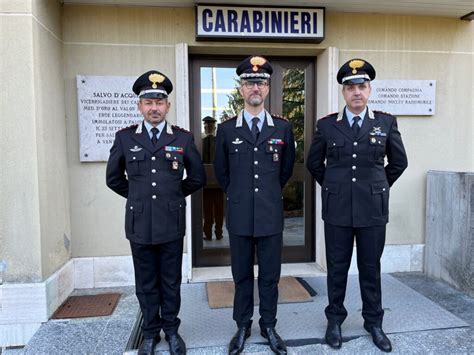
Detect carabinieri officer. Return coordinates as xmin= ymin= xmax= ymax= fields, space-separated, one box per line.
xmin=213 ymin=56 xmax=295 ymax=355
xmin=106 ymin=70 xmax=206 ymax=355
xmin=306 ymin=59 xmax=408 ymax=353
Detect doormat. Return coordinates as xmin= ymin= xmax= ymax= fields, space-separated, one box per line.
xmin=206 ymin=277 xmax=313 ymax=309
xmin=52 ymin=293 xmax=121 ymax=319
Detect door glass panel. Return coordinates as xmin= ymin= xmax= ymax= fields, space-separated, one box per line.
xmin=282 ymin=68 xmax=305 ymax=246
xmin=200 ymin=67 xmax=239 ymax=249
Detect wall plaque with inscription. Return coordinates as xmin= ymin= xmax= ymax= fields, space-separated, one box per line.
xmin=368 ymin=80 xmax=436 ymax=116
xmin=77 ymin=75 xmax=142 ymax=162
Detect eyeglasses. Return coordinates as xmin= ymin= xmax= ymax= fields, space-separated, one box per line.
xmin=241 ymin=81 xmax=269 ymax=89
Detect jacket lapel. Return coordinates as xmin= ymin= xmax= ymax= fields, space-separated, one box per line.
xmin=153 ymin=122 xmax=177 ymax=153
xmin=256 ymin=116 xmax=277 ymax=146
xmin=234 ymin=111 xmax=257 ymax=145
xmin=131 ymin=122 xmax=155 ymax=153
xmin=332 ymin=110 xmax=354 ymax=141
xmin=357 ymin=109 xmax=379 ymax=140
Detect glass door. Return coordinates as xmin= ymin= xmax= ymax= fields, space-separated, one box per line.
xmin=190 ymin=56 xmax=315 ymax=266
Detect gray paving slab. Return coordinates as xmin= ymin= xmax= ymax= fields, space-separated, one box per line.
xmin=150 ymin=274 xmax=468 ymax=350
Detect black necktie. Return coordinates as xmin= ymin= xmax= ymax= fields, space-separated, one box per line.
xmin=352 ymin=116 xmax=361 ymax=138
xmin=251 ymin=117 xmax=260 ymax=141
xmin=151 ymin=127 xmax=159 ymax=147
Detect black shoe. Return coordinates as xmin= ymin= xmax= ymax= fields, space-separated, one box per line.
xmin=228 ymin=327 xmax=251 ymax=354
xmin=325 ymin=322 xmax=342 ymax=349
xmin=165 ymin=333 xmax=186 ymax=355
xmin=364 ymin=324 xmax=392 ymax=353
xmin=138 ymin=336 xmax=160 ymax=355
xmin=260 ymin=327 xmax=287 ymax=354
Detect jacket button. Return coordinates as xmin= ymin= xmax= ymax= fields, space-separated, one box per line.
xmin=152 ymin=195 xmax=157 ymax=199
xmin=130 ymin=206 xmax=134 ymax=210
xmin=352 ymin=165 xmax=356 ymax=170
xmin=352 ymin=154 xmax=357 ymax=158
xmin=151 ymin=156 xmax=156 ymax=161
xmin=254 ymin=174 xmax=259 ymax=179
xmin=235 ymin=148 xmax=238 ymax=152
xmin=152 ymin=182 xmax=157 ymax=187
xmin=254 ymin=161 xmax=258 ymax=165
xmin=353 ymin=142 xmax=358 ymax=146
xmin=151 ymin=169 xmax=156 ymax=173
xmin=132 ymin=156 xmax=136 ymax=160
xmin=383 ymin=188 xmax=386 ymax=191
xmin=352 ymin=178 xmax=357 ymax=182
xmin=332 ymin=142 xmax=336 ymax=146
xmin=254 ymin=147 xmax=258 ymax=151
xmin=254 ymin=188 xmax=259 ymax=192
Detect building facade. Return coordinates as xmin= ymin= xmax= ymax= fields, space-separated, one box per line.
xmin=1 ymin=0 xmax=473 ymax=346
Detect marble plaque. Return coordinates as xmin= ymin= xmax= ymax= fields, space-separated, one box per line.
xmin=368 ymin=80 xmax=436 ymax=116
xmin=77 ymin=75 xmax=142 ymax=162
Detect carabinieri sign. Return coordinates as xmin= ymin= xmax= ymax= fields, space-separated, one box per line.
xmin=196 ymin=5 xmax=325 ymax=43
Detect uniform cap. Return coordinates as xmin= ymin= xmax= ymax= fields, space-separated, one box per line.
xmin=236 ymin=56 xmax=273 ymax=82
xmin=132 ymin=70 xmax=173 ymax=99
xmin=337 ymin=58 xmax=376 ymax=85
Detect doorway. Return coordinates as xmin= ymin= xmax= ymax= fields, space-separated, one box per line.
xmin=190 ymin=56 xmax=316 ymax=267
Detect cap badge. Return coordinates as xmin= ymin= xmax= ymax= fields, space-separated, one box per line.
xmin=148 ymin=73 xmax=165 ymax=89
xmin=250 ymin=56 xmax=266 ymax=72
xmin=349 ymin=59 xmax=365 ymax=74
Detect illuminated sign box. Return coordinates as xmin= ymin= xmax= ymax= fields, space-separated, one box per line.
xmin=196 ymin=5 xmax=325 ymax=43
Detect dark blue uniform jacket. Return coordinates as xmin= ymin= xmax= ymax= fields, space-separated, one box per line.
xmin=306 ymin=108 xmax=408 ymax=227
xmin=213 ymin=111 xmax=295 ymax=237
xmin=106 ymin=121 xmax=206 ymax=244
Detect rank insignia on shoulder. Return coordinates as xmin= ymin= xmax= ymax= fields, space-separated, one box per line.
xmin=232 ymin=138 xmax=243 ymax=144
xmin=129 ymin=145 xmax=142 ymax=152
xmin=267 ymin=138 xmax=285 ymax=145
xmin=165 ymin=146 xmax=184 ymax=154
xmin=369 ymin=126 xmax=387 ymax=137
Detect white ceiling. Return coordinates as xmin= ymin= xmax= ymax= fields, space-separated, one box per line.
xmin=62 ymin=0 xmax=473 ymax=19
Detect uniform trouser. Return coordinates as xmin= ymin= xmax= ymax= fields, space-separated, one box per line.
xmin=203 ymin=188 xmax=224 ymax=238
xmin=130 ymin=239 xmax=183 ymax=338
xmin=324 ymin=223 xmax=386 ymax=327
xmin=229 ymin=233 xmax=283 ymax=329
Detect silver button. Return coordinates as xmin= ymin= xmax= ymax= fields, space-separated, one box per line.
xmin=130 ymin=206 xmax=134 ymax=210
xmin=152 ymin=182 xmax=157 ymax=187
xmin=352 ymin=178 xmax=356 ymax=182
xmin=353 ymin=142 xmax=358 ymax=146
xmin=254 ymin=174 xmax=259 ymax=179
xmin=383 ymin=188 xmax=386 ymax=191
xmin=254 ymin=161 xmax=258 ymax=165
xmin=332 ymin=142 xmax=336 ymax=146
xmin=132 ymin=156 xmax=136 ymax=160
xmin=352 ymin=154 xmax=357 ymax=158
xmin=352 ymin=165 xmax=356 ymax=170
xmin=254 ymin=188 xmax=259 ymax=192
xmin=325 ymin=187 xmax=328 ymax=191
xmin=254 ymin=147 xmax=258 ymax=151
xmin=151 ymin=169 xmax=156 ymax=173
xmin=151 ymin=156 xmax=156 ymax=161
xmin=152 ymin=195 xmax=157 ymax=199
xmin=235 ymin=148 xmax=238 ymax=152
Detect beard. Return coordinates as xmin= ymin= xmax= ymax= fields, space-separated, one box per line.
xmin=246 ymin=94 xmax=263 ymax=106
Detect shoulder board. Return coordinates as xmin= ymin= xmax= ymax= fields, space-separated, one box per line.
xmin=319 ymin=112 xmax=338 ymax=120
xmin=271 ymin=113 xmax=289 ymax=122
xmin=117 ymin=124 xmax=138 ymax=132
xmin=172 ymin=125 xmax=191 ymax=134
xmin=221 ymin=116 xmax=237 ymax=123
xmin=373 ymin=110 xmax=395 ymax=117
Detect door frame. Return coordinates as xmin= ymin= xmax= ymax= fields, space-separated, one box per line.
xmin=189 ymin=54 xmax=317 ymax=267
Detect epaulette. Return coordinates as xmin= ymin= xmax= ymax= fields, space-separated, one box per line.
xmin=172 ymin=125 xmax=192 ymax=134
xmin=271 ymin=113 xmax=289 ymax=122
xmin=118 ymin=124 xmax=138 ymax=132
xmin=373 ymin=110 xmax=395 ymax=117
xmin=319 ymin=112 xmax=338 ymax=120
xmin=221 ymin=116 xmax=237 ymax=124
